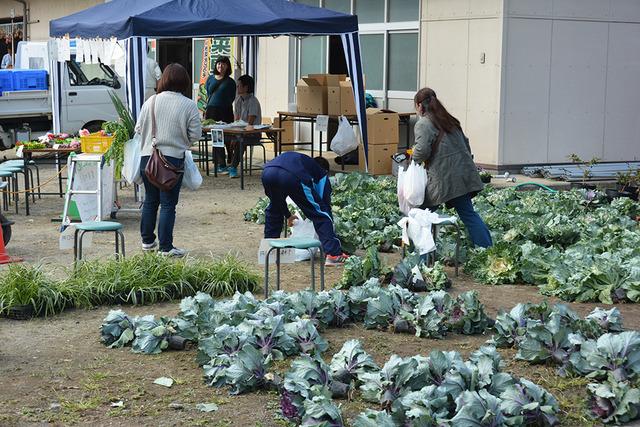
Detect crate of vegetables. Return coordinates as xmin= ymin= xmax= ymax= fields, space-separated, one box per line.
xmin=80 ymin=131 xmax=114 ymax=154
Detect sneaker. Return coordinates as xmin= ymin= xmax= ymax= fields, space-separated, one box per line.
xmin=159 ymin=247 xmax=187 ymax=258
xmin=325 ymin=253 xmax=350 ymax=266
xmin=228 ymin=167 xmax=238 ymax=178
xmin=216 ymin=166 xmax=229 ymax=175
xmin=142 ymin=241 xmax=158 ymax=251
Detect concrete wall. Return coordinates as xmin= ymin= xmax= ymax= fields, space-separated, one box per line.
xmin=421 ymin=0 xmax=504 ymax=166
xmin=24 ymin=0 xmax=103 ymax=41
xmin=502 ymin=0 xmax=640 ymax=164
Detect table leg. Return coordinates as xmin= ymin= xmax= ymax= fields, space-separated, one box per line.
xmin=240 ymin=138 xmax=245 ymax=190
xmin=278 ymin=113 xmax=283 ymax=155
xmin=311 ymin=118 xmax=315 ymax=158
xmin=205 ymin=139 xmax=210 ymax=176
xmin=57 ymin=153 xmax=64 ymax=197
xmin=23 ymin=153 xmax=30 ymax=216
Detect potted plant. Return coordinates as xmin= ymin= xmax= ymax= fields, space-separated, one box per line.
xmin=0 ymin=265 xmax=64 ymax=319
xmin=568 ymin=153 xmax=600 ymax=189
xmin=479 ymin=170 xmax=492 ymax=184
xmin=613 ymin=170 xmax=639 ymax=201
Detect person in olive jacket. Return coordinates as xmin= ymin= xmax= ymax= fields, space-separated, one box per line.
xmin=410 ymin=87 xmax=492 ymax=248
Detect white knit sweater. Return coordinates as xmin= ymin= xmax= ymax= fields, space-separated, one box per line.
xmin=135 ymin=91 xmax=202 ymax=159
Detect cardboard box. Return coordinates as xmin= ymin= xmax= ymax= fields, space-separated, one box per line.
xmin=359 ymin=143 xmax=396 ymax=175
xmin=267 ymin=117 xmax=295 ymax=152
xmin=340 ymin=80 xmax=357 ymax=116
xmin=296 ymin=77 xmax=326 ymax=114
xmin=366 ymin=108 xmax=400 ymax=145
xmin=309 ymin=74 xmax=346 ymax=116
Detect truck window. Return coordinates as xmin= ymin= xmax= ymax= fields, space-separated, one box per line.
xmin=67 ymin=60 xmax=120 ymax=89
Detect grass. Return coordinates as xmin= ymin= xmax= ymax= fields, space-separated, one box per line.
xmin=0 ymin=264 xmax=67 ymax=316
xmin=0 ymin=253 xmax=261 ymax=318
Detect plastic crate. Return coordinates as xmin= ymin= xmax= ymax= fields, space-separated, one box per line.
xmin=12 ymin=69 xmax=48 ymax=91
xmin=81 ymin=132 xmax=114 ymax=154
xmin=0 ymin=70 xmax=13 ymax=94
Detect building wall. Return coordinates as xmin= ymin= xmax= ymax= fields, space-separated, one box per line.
xmin=24 ymin=0 xmax=104 ymax=41
xmin=502 ymin=0 xmax=640 ymax=164
xmin=421 ymin=0 xmax=504 ymax=166
xmin=255 ymin=36 xmax=292 ymax=122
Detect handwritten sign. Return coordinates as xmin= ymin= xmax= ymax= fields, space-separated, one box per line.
xmin=258 ymin=239 xmax=296 ymax=265
xmin=316 ymin=115 xmax=329 ymax=132
xmin=15 ymin=145 xmax=23 ymax=158
xmin=59 ymin=225 xmax=92 ymax=250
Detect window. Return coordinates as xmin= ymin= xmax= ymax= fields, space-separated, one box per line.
xmin=300 ymin=37 xmax=327 ymax=77
xmin=389 ymin=0 xmax=420 ymax=22
xmin=360 ymin=34 xmax=384 ymax=90
xmin=294 ymin=0 xmax=420 ymax=103
xmin=67 ymin=60 xmax=120 ymax=88
xmin=325 ymin=0 xmax=351 ymax=14
xmin=388 ymin=33 xmax=418 ymax=91
xmin=354 ymin=0 xmax=384 ymax=23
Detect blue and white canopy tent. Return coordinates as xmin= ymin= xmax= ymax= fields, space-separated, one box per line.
xmin=49 ymin=0 xmax=369 ymax=160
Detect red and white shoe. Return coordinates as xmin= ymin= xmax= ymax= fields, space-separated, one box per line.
xmin=325 ymin=253 xmax=350 ymax=266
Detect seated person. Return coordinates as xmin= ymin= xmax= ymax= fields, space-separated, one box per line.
xmin=227 ymin=74 xmax=261 ymax=178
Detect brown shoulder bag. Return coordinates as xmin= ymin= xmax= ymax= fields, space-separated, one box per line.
xmin=144 ymin=95 xmax=183 ymax=191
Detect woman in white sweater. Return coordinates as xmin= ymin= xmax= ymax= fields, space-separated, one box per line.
xmin=135 ymin=63 xmax=202 ymax=257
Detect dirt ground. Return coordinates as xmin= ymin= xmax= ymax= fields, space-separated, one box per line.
xmin=1 ymin=163 xmax=639 ymax=426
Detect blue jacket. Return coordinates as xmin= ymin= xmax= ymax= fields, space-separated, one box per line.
xmin=264 ymin=152 xmax=332 ymax=212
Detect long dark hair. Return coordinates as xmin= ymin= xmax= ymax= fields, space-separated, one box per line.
xmin=414 ymin=87 xmax=461 ymax=134
xmin=157 ymin=63 xmax=190 ymax=96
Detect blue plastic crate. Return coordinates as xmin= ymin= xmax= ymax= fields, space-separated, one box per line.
xmin=0 ymin=70 xmax=13 ymax=94
xmin=12 ymin=69 xmax=48 ymax=91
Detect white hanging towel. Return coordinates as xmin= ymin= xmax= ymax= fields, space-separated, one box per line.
xmin=102 ymin=38 xmax=118 ymax=66
xmin=397 ymin=208 xmax=457 ymax=255
xmin=83 ymin=40 xmax=92 ymax=64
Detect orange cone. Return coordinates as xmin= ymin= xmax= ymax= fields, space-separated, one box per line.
xmin=0 ymin=224 xmax=22 ymax=264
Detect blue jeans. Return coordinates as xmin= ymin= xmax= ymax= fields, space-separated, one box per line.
xmin=140 ymin=155 xmax=184 ymax=251
xmin=447 ymin=193 xmax=492 ymax=248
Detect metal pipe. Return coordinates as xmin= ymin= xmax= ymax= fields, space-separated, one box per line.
xmin=13 ymin=0 xmax=27 ymax=41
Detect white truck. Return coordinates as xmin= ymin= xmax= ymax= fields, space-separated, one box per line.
xmin=0 ymin=41 xmax=125 ymax=150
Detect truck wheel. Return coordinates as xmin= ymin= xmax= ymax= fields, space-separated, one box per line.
xmin=0 ymin=213 xmax=12 ymax=246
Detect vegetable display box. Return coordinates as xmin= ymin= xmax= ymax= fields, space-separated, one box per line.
xmin=81 ymin=132 xmax=114 ymax=154
xmin=12 ymin=69 xmax=48 ymax=91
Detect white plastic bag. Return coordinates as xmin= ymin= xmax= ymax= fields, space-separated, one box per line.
xmin=330 ymin=116 xmax=358 ymax=156
xmin=183 ymin=150 xmax=203 ymax=191
xmin=122 ymin=134 xmax=142 ymax=185
xmin=398 ymin=208 xmax=457 ymax=255
xmin=290 ymin=217 xmax=319 ymax=261
xmin=403 ymin=161 xmax=428 ymax=207
xmin=397 ymin=166 xmax=412 ymax=215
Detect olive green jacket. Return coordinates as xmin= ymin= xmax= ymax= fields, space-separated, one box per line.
xmin=411 ymin=116 xmax=484 ymax=208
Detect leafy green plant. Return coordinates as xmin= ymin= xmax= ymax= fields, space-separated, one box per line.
xmin=102 ymin=91 xmax=135 ymax=177
xmin=0 ymin=264 xmax=66 ymax=317
xmin=569 ymin=153 xmax=601 ymax=186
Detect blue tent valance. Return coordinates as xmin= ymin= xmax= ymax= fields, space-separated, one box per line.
xmin=50 ymin=0 xmax=358 ymax=39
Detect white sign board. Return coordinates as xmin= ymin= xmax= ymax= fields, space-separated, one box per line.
xmin=72 ymin=159 xmax=115 ymax=222
xmin=210 ymin=129 xmax=225 ymax=148
xmin=59 ymin=225 xmax=92 ymax=250
xmin=316 ymin=115 xmax=329 ymax=132
xmin=258 ymin=239 xmax=296 ymax=265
